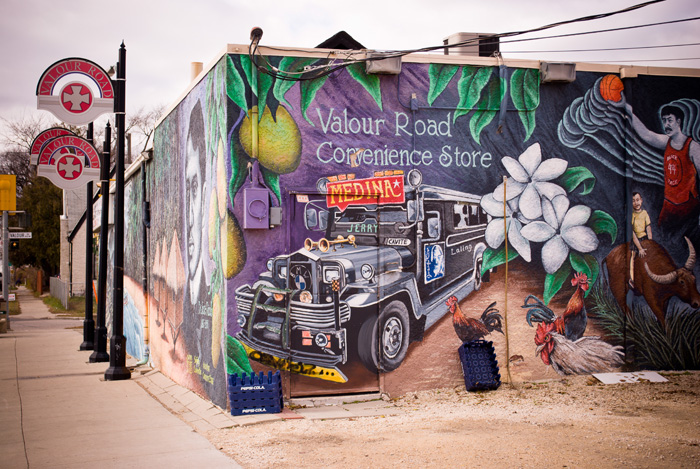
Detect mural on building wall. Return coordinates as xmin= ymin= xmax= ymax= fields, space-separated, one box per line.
xmin=144 ymin=50 xmax=700 ymax=402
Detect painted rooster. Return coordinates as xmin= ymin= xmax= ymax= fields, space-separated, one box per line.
xmin=534 ymin=321 xmax=624 ymax=376
xmin=446 ymin=296 xmax=504 ymax=343
xmin=522 ymin=272 xmax=590 ymax=341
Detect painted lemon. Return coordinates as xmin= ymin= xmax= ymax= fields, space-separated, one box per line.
xmin=221 ymin=210 xmax=246 ymax=279
xmin=211 ymin=292 xmax=221 ymax=367
xmin=216 ymin=138 xmax=228 ymax=219
xmin=239 ymin=105 xmax=302 ymax=174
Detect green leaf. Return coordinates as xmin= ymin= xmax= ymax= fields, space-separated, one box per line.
xmin=239 ymin=54 xmax=253 ymax=90
xmin=589 ymin=210 xmax=618 ymax=243
xmin=346 ymin=63 xmax=382 ymax=111
xmin=272 ymin=57 xmax=320 ymax=108
xmin=257 ymin=68 xmax=274 ymax=120
xmin=300 ymin=76 xmax=328 ymax=126
xmin=543 ymin=262 xmax=572 ymax=305
xmin=226 ymin=55 xmax=248 ymax=113
xmin=454 ymin=66 xmax=492 ymax=122
xmin=226 ymin=335 xmax=253 ymax=376
xmin=558 ymin=166 xmax=596 ymax=195
xmin=481 ymin=245 xmax=519 ymax=273
xmin=510 ymin=68 xmax=540 ymax=141
xmin=228 ymin=144 xmax=247 ymax=208
xmin=470 ymin=77 xmax=506 ymax=145
xmin=428 ymin=64 xmax=459 ymax=106
xmin=569 ymin=252 xmax=600 ymax=297
xmin=260 ymin=165 xmax=281 ymax=205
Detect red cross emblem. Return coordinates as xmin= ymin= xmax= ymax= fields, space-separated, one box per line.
xmin=56 ymin=152 xmax=83 ymax=180
xmin=60 ymin=82 xmax=93 ymax=114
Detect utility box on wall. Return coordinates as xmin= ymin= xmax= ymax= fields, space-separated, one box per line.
xmin=243 ymin=187 xmax=270 ymax=229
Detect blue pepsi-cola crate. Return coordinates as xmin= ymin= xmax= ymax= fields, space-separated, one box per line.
xmin=458 ymin=340 xmax=501 ymax=392
xmin=228 ymin=371 xmax=283 ymax=416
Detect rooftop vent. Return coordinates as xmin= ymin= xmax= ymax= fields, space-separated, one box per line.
xmin=443 ymin=32 xmax=499 ymax=57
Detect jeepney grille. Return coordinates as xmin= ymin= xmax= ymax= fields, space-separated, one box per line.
xmin=237 ymin=295 xmax=351 ymax=328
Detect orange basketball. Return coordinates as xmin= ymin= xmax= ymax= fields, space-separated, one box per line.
xmin=600 ymin=74 xmax=624 ymax=102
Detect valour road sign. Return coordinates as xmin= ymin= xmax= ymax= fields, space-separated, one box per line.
xmin=36 ymin=134 xmax=100 ymax=190
xmin=29 ymin=127 xmax=76 ymax=165
xmin=36 ymin=58 xmax=114 ymax=125
xmin=9 ymin=232 xmax=31 ymax=239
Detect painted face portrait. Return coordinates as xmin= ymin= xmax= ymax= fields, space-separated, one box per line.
xmin=662 ymin=114 xmax=681 ymax=137
xmin=186 ymin=137 xmax=203 ymax=279
xmin=632 ymin=193 xmax=643 ymax=211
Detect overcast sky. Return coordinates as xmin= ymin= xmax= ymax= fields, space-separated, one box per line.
xmin=1 ymin=0 xmax=698 ymax=145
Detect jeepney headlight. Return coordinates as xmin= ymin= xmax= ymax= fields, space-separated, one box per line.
xmin=237 ymin=314 xmax=246 ymax=328
xmin=315 ymin=333 xmax=329 ymax=347
xmin=361 ymin=263 xmax=375 ymax=280
xmin=267 ymin=259 xmax=274 ymax=271
xmin=299 ymin=290 xmax=313 ymax=303
xmin=324 ymin=266 xmax=341 ymax=283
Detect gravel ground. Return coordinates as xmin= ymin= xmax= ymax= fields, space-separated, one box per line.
xmin=207 ymin=371 xmax=700 ymax=468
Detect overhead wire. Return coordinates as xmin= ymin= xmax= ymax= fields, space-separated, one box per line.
xmin=249 ymin=0 xmax=675 ymax=81
xmin=501 ymin=41 xmax=700 ymax=54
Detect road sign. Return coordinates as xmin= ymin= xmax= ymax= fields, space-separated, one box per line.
xmin=9 ymin=232 xmax=32 ymax=239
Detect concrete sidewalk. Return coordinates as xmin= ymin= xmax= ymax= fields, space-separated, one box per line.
xmin=0 ymin=287 xmax=240 ymax=468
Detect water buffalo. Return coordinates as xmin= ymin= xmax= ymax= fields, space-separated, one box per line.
xmin=605 ymin=237 xmax=700 ymax=328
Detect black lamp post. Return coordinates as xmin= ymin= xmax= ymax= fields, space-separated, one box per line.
xmin=90 ymin=121 xmax=111 ymax=363
xmin=105 ymin=42 xmax=131 ymax=380
xmin=80 ymin=123 xmax=95 ymax=351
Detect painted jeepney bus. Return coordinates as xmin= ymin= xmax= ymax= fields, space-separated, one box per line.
xmin=235 ymin=169 xmax=488 ymax=382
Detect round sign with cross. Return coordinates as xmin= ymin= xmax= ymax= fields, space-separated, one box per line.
xmin=36 ymin=134 xmax=100 ymax=190
xmin=36 ymin=58 xmax=114 ymax=125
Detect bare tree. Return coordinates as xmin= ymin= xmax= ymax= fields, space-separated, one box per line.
xmin=127 ymin=104 xmax=165 ymax=154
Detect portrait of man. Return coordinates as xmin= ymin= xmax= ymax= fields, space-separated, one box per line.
xmin=185 ymin=100 xmax=207 ymax=305
xmin=626 ymin=103 xmax=700 ymax=230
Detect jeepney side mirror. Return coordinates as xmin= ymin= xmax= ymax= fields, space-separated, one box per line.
xmin=305 ymin=207 xmax=318 ymax=230
xmin=407 ymin=200 xmax=423 ymax=222
xmin=319 ymin=211 xmax=329 ymax=231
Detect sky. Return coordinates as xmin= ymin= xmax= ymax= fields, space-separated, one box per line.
xmin=0 ymin=0 xmax=698 ymax=149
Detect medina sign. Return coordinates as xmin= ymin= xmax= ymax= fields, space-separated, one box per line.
xmin=29 ymin=127 xmax=76 ymax=165
xmin=36 ymin=134 xmax=100 ymax=190
xmin=36 ymin=58 xmax=114 ymax=126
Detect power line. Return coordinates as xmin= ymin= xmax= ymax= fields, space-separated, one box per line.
xmin=501 ymin=42 xmax=700 ymax=54
xmin=496 ymin=16 xmax=700 ymax=46
xmin=253 ymin=0 xmax=670 ymax=81
xmin=591 ymin=56 xmax=700 ymax=63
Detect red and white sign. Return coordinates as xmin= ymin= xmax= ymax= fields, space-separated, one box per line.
xmin=36 ymin=58 xmax=114 ymax=125
xmin=36 ymin=135 xmax=100 ymax=190
xmin=29 ymin=127 xmax=76 ymax=165
xmin=326 ymin=174 xmax=405 ymax=211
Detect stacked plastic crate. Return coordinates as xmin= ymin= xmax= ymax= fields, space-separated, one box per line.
xmin=228 ymin=371 xmax=284 ymax=416
xmin=458 ymin=340 xmax=501 ymax=391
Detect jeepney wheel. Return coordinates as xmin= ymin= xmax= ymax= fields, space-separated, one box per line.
xmin=357 ymin=300 xmax=410 ymax=373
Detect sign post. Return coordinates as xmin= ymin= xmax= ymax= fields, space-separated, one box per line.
xmin=0 ymin=175 xmax=16 ymax=330
xmin=79 ymin=123 xmax=95 ymax=351
xmin=90 ymin=122 xmax=110 ymax=363
xmin=104 ymin=42 xmax=131 ymax=381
